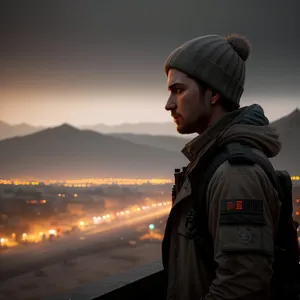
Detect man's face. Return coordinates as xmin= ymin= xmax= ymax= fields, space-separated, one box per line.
xmin=165 ymin=69 xmax=212 ymax=135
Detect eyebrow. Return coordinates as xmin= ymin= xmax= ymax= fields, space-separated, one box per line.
xmin=168 ymin=83 xmax=185 ymax=90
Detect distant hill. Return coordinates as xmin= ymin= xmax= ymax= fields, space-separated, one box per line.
xmin=270 ymin=108 xmax=300 ymax=175
xmin=0 ymin=120 xmax=188 ymax=140
xmin=0 ymin=108 xmax=299 ymax=179
xmin=81 ymin=122 xmax=179 ymax=136
xmin=0 ymin=124 xmax=188 ymax=180
xmin=111 ymin=133 xmax=190 ymax=153
xmin=271 ymin=108 xmax=300 ymax=135
xmin=2 ymin=108 xmax=298 ymax=140
xmin=0 ymin=121 xmax=43 ymax=140
xmin=92 ymin=109 xmax=300 ymax=175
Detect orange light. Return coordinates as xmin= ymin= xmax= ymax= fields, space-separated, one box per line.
xmin=236 ymin=200 xmax=243 ymax=210
xmin=226 ymin=202 xmax=235 ymax=210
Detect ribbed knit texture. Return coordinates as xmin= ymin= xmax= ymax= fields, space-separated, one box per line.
xmin=164 ymin=35 xmax=250 ymax=107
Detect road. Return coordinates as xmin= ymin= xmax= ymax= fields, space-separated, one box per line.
xmin=0 ymin=207 xmax=169 ymax=281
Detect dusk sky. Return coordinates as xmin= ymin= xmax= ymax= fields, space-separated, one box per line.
xmin=1 ymin=1 xmax=299 ymax=126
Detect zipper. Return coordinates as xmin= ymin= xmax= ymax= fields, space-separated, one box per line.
xmin=173 ymin=239 xmax=180 ymax=299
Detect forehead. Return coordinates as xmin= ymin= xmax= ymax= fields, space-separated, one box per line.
xmin=167 ymin=69 xmax=192 ymax=87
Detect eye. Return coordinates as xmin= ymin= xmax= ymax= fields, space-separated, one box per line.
xmin=176 ymin=88 xmax=183 ymax=94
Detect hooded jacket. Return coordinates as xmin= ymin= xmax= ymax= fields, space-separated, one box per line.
xmin=162 ymin=104 xmax=282 ymax=300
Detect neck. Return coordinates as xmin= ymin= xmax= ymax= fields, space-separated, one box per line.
xmin=209 ymin=107 xmax=228 ymax=126
xmin=196 ymin=107 xmax=228 ymax=135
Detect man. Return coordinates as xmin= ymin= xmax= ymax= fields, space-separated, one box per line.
xmin=162 ymin=34 xmax=282 ymax=300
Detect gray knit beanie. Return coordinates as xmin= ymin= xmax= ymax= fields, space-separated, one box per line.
xmin=164 ymin=34 xmax=252 ymax=108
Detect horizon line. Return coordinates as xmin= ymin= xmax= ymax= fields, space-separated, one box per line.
xmin=1 ymin=106 xmax=299 ymax=128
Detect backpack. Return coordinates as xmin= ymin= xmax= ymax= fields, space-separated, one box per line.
xmin=187 ymin=142 xmax=300 ymax=299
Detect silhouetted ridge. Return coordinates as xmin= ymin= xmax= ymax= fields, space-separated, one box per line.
xmin=46 ymin=123 xmax=80 ymax=135
xmin=271 ymin=108 xmax=300 ymax=133
xmin=0 ymin=121 xmax=44 ymax=141
xmin=0 ymin=123 xmax=81 ymax=143
xmin=0 ymin=124 xmax=188 ymax=179
xmin=270 ymin=107 xmax=300 ymax=175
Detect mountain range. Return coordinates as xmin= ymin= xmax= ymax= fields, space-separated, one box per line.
xmin=0 ymin=124 xmax=188 ymax=180
xmin=269 ymin=108 xmax=300 ymax=175
xmin=81 ymin=122 xmax=180 ymax=136
xmin=0 ymin=120 xmax=192 ymax=140
xmin=0 ymin=108 xmax=299 ymax=179
xmin=2 ymin=108 xmax=299 ymax=140
xmin=0 ymin=121 xmax=44 ymax=141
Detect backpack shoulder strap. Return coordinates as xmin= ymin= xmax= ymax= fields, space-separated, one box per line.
xmin=193 ymin=141 xmax=278 ymax=210
xmin=226 ymin=142 xmax=279 ymax=189
xmin=191 ymin=142 xmax=279 ymax=276
xmin=194 ymin=142 xmax=280 ymax=209
xmin=191 ymin=142 xmax=299 ymax=298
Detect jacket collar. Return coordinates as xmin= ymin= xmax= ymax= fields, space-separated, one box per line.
xmin=181 ymin=110 xmax=241 ymax=162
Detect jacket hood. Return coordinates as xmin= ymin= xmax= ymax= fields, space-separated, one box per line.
xmin=182 ymin=104 xmax=281 ymax=161
xmin=217 ymin=104 xmax=281 ymax=158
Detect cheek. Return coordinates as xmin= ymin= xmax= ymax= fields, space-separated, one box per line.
xmin=189 ymin=104 xmax=202 ymax=122
xmin=179 ymin=94 xmax=201 ymax=119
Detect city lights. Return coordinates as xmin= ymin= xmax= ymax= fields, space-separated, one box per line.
xmin=148 ymin=224 xmax=155 ymax=230
xmin=0 ymin=177 xmax=173 ymax=186
xmin=0 ymin=175 xmax=299 ymax=187
xmin=0 ymin=200 xmax=171 ymax=249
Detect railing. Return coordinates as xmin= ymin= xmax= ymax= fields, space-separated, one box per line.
xmin=46 ymin=260 xmax=166 ymax=300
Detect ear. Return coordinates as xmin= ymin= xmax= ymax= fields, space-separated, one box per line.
xmin=210 ymin=91 xmax=221 ymax=105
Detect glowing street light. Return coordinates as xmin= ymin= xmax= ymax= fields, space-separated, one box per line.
xmin=148 ymin=224 xmax=155 ymax=231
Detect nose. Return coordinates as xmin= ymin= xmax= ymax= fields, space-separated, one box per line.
xmin=165 ymin=95 xmax=177 ymax=111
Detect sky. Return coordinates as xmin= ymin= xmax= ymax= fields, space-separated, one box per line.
xmin=1 ymin=0 xmax=299 ymax=126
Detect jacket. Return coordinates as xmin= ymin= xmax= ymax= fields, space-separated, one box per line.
xmin=162 ymin=104 xmax=282 ymax=300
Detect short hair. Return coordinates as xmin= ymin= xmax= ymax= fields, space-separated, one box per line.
xmin=219 ymin=96 xmax=239 ymax=112
xmin=194 ymin=78 xmax=239 ymax=112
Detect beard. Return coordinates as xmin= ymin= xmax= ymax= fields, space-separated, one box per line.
xmin=176 ymin=122 xmax=196 ymax=134
xmin=176 ymin=111 xmax=211 ymax=135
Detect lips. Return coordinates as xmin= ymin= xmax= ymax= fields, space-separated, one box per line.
xmin=173 ymin=116 xmax=180 ymax=124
